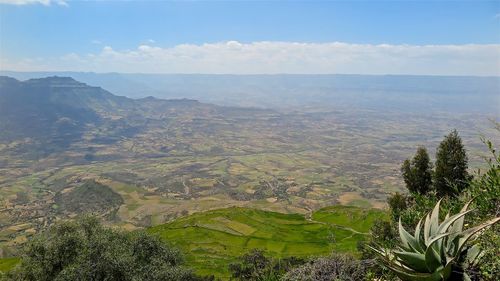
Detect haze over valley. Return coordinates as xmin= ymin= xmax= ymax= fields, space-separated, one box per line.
xmin=0 ymin=74 xmax=497 ymax=256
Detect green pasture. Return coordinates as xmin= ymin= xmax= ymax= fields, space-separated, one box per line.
xmin=0 ymin=257 xmax=20 ymax=273
xmin=149 ymin=205 xmax=386 ymax=278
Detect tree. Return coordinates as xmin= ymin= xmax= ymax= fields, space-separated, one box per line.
xmin=401 ymin=147 xmax=433 ymax=194
xmin=434 ymin=130 xmax=471 ymax=196
xmin=387 ymin=192 xmax=408 ymax=221
xmin=5 ymin=216 xmax=201 ymax=281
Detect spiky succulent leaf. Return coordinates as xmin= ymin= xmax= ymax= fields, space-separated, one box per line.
xmin=448 ymin=199 xmax=474 ymax=246
xmin=437 ymin=209 xmax=473 ymax=235
xmin=423 ymin=232 xmax=453 ymax=272
xmin=464 ymin=273 xmax=472 ymax=281
xmin=426 ymin=232 xmax=452 ymax=250
xmin=399 ymin=218 xmax=424 ymax=253
xmin=394 ymin=251 xmax=429 ymax=272
xmin=386 ymin=262 xmax=453 ymax=281
xmin=424 ymin=246 xmax=442 ymax=272
xmin=424 ymin=213 xmax=431 ymax=244
xmin=414 ymin=218 xmax=423 ymax=245
xmin=372 ymin=199 xmax=499 ymax=281
xmin=455 ymin=217 xmax=500 ymax=255
xmin=465 ymin=244 xmax=482 ymax=266
xmin=423 ymin=200 xmax=442 ymax=245
xmin=429 ymin=199 xmax=441 ymax=236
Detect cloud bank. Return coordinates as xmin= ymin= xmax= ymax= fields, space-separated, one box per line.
xmin=2 ymin=41 xmax=499 ymax=76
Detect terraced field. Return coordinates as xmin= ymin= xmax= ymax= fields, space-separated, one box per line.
xmin=0 ymin=257 xmax=19 ymax=273
xmin=149 ymin=205 xmax=387 ymax=278
xmin=312 ymin=205 xmax=387 ymax=233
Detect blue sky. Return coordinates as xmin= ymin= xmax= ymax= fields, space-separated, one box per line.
xmin=1 ymin=1 xmax=499 ymax=75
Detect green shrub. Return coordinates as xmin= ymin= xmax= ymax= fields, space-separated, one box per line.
xmin=467 ymin=136 xmax=500 ymax=219
xmin=3 ymin=216 xmax=200 ymax=281
xmin=464 ymin=134 xmax=500 ymax=281
xmin=387 ymin=192 xmax=408 ymax=221
xmin=228 ymin=249 xmax=304 ymax=281
xmin=281 ymin=253 xmax=366 ymax=281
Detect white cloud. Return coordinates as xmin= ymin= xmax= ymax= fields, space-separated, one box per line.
xmin=2 ymin=41 xmax=499 ymax=76
xmin=0 ymin=0 xmax=67 ymax=6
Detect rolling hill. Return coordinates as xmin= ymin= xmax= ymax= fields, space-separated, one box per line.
xmin=148 ymin=206 xmax=387 ymax=278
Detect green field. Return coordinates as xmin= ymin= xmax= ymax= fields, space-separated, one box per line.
xmin=312 ymin=205 xmax=387 ymax=233
xmin=149 ymin=205 xmax=387 ymax=278
xmin=0 ymin=257 xmax=20 ymax=273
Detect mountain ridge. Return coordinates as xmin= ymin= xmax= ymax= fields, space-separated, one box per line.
xmin=0 ymin=76 xmax=209 ymax=157
xmin=2 ymin=71 xmax=498 ymax=112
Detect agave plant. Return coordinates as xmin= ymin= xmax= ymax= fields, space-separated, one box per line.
xmin=371 ymin=199 xmax=499 ymax=281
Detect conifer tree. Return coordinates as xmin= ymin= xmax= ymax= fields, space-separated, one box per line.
xmin=434 ymin=130 xmax=470 ymax=196
xmin=401 ymin=146 xmax=433 ymax=194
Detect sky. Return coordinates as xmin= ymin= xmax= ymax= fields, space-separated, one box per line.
xmin=0 ymin=0 xmax=499 ymax=75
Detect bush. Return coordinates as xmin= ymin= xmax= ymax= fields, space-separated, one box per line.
xmin=467 ymin=136 xmax=500 ymax=219
xmin=464 ymin=134 xmax=500 ymax=281
xmin=472 ymin=225 xmax=500 ymax=281
xmin=4 ymin=216 xmax=200 ymax=281
xmin=281 ymin=254 xmax=366 ymax=281
xmin=387 ymin=192 xmax=408 ymax=221
xmin=228 ymin=249 xmax=304 ymax=281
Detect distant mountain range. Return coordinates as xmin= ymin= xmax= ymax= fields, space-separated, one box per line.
xmin=0 ymin=76 xmax=219 ymax=158
xmin=0 ymin=76 xmax=102 ymax=143
xmin=1 ymin=72 xmax=499 ymax=113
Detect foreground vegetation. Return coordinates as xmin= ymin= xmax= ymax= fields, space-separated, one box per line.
xmin=362 ymin=129 xmax=500 ymax=281
xmin=1 ymin=217 xmax=205 ymax=281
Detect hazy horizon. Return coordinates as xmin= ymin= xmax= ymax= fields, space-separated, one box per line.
xmin=1 ymin=1 xmax=499 ymax=76
xmin=2 ymin=70 xmax=500 ymax=78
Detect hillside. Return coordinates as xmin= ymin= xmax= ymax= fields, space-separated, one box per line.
xmin=1 ymin=206 xmax=387 ymax=277
xmin=149 ymin=206 xmax=387 ymax=278
xmin=0 ymin=76 xmax=211 ymax=157
xmin=54 ymin=180 xmax=123 ymax=215
xmin=0 ymin=77 xmax=100 ymax=143
xmin=0 ymin=76 xmax=495 ymax=258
